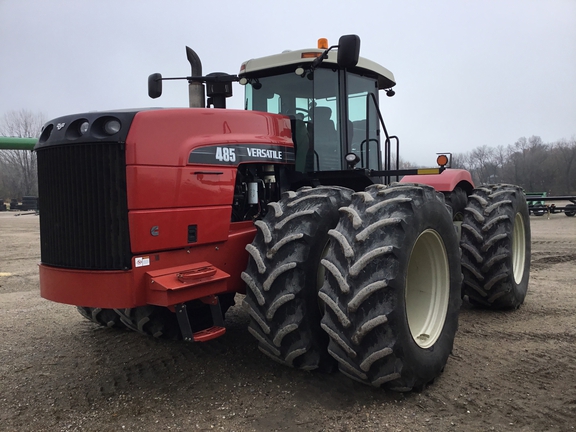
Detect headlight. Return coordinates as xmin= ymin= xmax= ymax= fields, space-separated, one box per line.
xmin=345 ymin=152 xmax=360 ymax=167
xmin=65 ymin=118 xmax=90 ymax=140
xmin=79 ymin=121 xmax=89 ymax=135
xmin=104 ymin=119 xmax=121 ymax=135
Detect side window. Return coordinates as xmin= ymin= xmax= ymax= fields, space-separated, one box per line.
xmin=347 ymin=74 xmax=380 ymax=170
xmin=267 ymin=94 xmax=281 ymax=113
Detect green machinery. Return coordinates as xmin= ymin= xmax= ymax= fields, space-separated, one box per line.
xmin=0 ymin=137 xmax=37 ymax=150
xmin=0 ymin=137 xmax=38 ymax=211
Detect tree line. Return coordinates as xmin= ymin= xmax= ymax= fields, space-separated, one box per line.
xmin=450 ymin=136 xmax=576 ymax=195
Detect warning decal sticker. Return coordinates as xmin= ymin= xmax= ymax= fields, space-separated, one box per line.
xmin=134 ymin=256 xmax=150 ymax=267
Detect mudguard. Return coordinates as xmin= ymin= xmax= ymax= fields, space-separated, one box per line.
xmin=400 ymin=169 xmax=474 ymax=193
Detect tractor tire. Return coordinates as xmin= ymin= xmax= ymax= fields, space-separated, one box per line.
xmin=77 ymin=307 xmax=124 ymax=328
xmin=115 ymin=306 xmax=181 ymax=340
xmin=115 ymin=294 xmax=235 ymax=340
xmin=242 ymin=186 xmax=353 ymax=371
xmin=565 ymin=204 xmax=576 ymax=217
xmin=318 ymin=183 xmax=462 ymax=390
xmin=443 ymin=186 xmax=468 ymax=221
xmin=460 ymin=184 xmax=531 ymax=309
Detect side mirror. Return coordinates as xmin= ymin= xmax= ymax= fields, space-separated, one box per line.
xmin=148 ymin=73 xmax=163 ymax=99
xmin=337 ymin=35 xmax=361 ymax=68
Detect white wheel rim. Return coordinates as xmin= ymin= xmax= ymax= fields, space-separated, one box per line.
xmin=405 ymin=229 xmax=450 ymax=349
xmin=512 ymin=212 xmax=526 ymax=283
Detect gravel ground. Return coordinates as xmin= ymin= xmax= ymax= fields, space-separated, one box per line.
xmin=0 ymin=211 xmax=575 ymax=431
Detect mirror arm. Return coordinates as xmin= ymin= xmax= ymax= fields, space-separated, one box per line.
xmin=308 ymin=45 xmax=338 ymax=73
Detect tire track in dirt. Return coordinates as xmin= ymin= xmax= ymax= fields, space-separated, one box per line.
xmin=501 ymin=342 xmax=576 ymax=426
xmin=75 ymin=318 xmax=234 ymax=400
xmin=531 ymin=253 xmax=576 ymax=271
xmin=435 ymin=335 xmax=576 ymax=429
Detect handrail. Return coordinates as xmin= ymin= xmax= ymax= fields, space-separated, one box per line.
xmin=364 ymin=93 xmax=400 ymax=183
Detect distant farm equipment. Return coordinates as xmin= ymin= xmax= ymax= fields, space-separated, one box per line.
xmin=526 ymin=193 xmax=576 ymax=217
xmin=0 ymin=137 xmax=37 ymax=151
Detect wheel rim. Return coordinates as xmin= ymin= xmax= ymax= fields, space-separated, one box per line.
xmin=512 ymin=212 xmax=526 ymax=283
xmin=405 ymin=229 xmax=450 ymax=349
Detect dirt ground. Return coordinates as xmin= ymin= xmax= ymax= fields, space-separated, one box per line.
xmin=0 ymin=210 xmax=575 ymax=432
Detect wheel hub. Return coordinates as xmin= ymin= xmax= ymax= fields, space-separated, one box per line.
xmin=405 ymin=229 xmax=450 ymax=349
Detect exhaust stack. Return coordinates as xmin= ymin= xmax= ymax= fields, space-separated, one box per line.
xmin=186 ymin=46 xmax=205 ymax=108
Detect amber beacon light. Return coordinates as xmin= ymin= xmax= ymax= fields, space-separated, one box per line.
xmin=436 ymin=154 xmax=449 ymax=167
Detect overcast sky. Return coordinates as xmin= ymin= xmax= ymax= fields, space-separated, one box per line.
xmin=1 ymin=0 xmax=574 ymax=164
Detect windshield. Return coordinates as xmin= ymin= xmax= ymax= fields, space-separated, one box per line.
xmin=244 ymin=68 xmax=381 ymax=172
xmin=245 ymin=69 xmax=341 ymax=172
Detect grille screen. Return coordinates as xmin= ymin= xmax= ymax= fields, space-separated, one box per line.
xmin=37 ymin=142 xmax=131 ymax=270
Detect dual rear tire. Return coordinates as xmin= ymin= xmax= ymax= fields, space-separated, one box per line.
xmin=460 ymin=184 xmax=531 ymax=309
xmin=244 ymin=183 xmax=462 ymax=390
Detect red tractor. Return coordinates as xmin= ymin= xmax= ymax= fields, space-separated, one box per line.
xmin=35 ymin=35 xmax=531 ymax=390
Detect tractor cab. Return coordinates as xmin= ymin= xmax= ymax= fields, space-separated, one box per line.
xmin=239 ymin=36 xmax=397 ymax=184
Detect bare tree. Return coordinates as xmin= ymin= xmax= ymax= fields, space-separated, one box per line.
xmin=446 ymin=136 xmax=574 ymax=194
xmin=466 ymin=145 xmax=498 ymax=184
xmin=553 ymin=138 xmax=576 ymax=194
xmin=386 ymin=153 xmax=419 ymax=171
xmin=0 ymin=109 xmax=45 ymax=199
xmin=0 ymin=110 xmax=44 ymax=138
xmin=449 ymin=152 xmax=465 ymax=169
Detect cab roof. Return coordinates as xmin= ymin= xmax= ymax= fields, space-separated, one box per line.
xmin=239 ymin=48 xmax=396 ymax=90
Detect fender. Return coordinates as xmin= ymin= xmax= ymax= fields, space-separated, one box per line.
xmin=400 ymin=169 xmax=474 ymax=193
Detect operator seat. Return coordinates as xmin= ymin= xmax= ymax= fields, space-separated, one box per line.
xmin=312 ymin=106 xmax=340 ymax=170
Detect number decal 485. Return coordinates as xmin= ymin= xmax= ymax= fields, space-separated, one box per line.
xmin=215 ymin=147 xmax=236 ymax=162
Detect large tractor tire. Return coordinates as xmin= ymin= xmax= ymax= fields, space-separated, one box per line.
xmin=77 ymin=307 xmax=124 ymax=328
xmin=242 ymin=186 xmax=353 ymax=371
xmin=460 ymin=184 xmax=531 ymax=309
xmin=318 ymin=183 xmax=462 ymax=390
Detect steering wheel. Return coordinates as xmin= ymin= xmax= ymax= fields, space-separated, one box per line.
xmin=295 ymin=107 xmax=311 ymax=121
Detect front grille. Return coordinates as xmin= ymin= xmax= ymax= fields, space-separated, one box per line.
xmin=37 ymin=142 xmax=131 ymax=270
